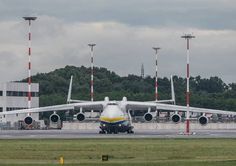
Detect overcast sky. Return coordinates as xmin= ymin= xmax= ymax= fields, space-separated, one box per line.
xmin=0 ymin=0 xmax=236 ymax=83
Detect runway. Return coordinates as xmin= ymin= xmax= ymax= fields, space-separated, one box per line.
xmin=0 ymin=129 xmax=236 ymax=139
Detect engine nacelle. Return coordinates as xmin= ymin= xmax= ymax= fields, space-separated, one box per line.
xmin=122 ymin=96 xmax=127 ymax=102
xmin=103 ymin=97 xmax=110 ymax=107
xmin=76 ymin=113 xmax=85 ymax=121
xmin=104 ymin=97 xmax=109 ymax=102
xmin=198 ymin=116 xmax=208 ymax=125
xmin=171 ymin=114 xmax=181 ymax=123
xmin=144 ymin=113 xmax=153 ymax=122
xmin=24 ymin=116 xmax=33 ymax=125
xmin=49 ymin=113 xmax=60 ymax=123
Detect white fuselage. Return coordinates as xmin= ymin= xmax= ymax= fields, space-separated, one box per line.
xmin=99 ymin=103 xmax=132 ymax=133
xmin=100 ymin=104 xmax=127 ymax=124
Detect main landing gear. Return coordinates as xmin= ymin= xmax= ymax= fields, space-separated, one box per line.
xmin=99 ymin=130 xmax=134 ymax=134
xmin=127 ymin=129 xmax=134 ymax=134
xmin=99 ymin=130 xmax=118 ymax=134
xmin=99 ymin=130 xmax=106 ymax=134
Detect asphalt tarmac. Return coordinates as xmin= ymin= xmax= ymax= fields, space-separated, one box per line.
xmin=0 ymin=129 xmax=236 ymax=139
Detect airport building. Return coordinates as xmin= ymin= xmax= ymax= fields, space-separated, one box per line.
xmin=0 ymin=82 xmax=39 ymax=125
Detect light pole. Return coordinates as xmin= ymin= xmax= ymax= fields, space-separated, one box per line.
xmin=181 ymin=34 xmax=195 ymax=135
xmin=23 ymin=16 xmax=37 ymax=109
xmin=152 ymin=47 xmax=161 ymax=102
xmin=88 ymin=43 xmax=96 ymax=102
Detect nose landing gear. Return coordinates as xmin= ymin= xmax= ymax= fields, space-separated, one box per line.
xmin=99 ymin=130 xmax=106 ymax=134
xmin=127 ymin=130 xmax=134 ymax=134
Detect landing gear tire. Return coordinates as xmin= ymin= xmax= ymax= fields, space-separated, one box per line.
xmin=114 ymin=130 xmax=118 ymax=134
xmin=99 ymin=130 xmax=106 ymax=134
xmin=107 ymin=131 xmax=112 ymax=134
xmin=127 ymin=130 xmax=134 ymax=134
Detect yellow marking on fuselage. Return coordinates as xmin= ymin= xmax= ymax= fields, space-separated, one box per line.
xmin=100 ymin=116 xmax=126 ymax=123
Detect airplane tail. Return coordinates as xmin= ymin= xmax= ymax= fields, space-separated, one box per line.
xmin=154 ymin=75 xmax=176 ymax=104
xmin=66 ymin=75 xmax=88 ymax=103
xmin=67 ymin=75 xmax=73 ymax=103
xmin=170 ymin=75 xmax=176 ymax=105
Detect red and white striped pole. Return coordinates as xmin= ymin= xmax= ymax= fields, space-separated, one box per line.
xmin=23 ymin=17 xmax=37 ymax=109
xmin=181 ymin=34 xmax=195 ymax=134
xmin=88 ymin=43 xmax=96 ymax=102
xmin=153 ymin=47 xmax=161 ymax=102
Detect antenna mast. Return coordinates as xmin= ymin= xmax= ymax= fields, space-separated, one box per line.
xmin=181 ymin=34 xmax=195 ymax=135
xmin=23 ymin=16 xmax=37 ymax=109
xmin=88 ymin=43 xmax=96 ymax=102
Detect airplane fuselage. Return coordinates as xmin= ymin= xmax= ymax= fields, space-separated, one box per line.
xmin=99 ymin=103 xmax=133 ymax=134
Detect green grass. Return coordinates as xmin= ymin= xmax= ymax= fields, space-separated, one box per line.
xmin=0 ymin=139 xmax=235 ymax=166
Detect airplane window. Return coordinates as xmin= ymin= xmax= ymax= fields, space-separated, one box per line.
xmin=108 ymin=103 xmax=118 ymax=105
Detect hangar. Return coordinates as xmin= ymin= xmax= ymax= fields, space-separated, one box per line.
xmin=0 ymin=82 xmax=39 ymax=128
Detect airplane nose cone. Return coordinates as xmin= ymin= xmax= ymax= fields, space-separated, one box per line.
xmin=106 ymin=110 xmax=116 ymax=118
xmin=100 ymin=105 xmax=125 ymax=123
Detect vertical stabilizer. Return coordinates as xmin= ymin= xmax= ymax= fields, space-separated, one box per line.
xmin=171 ymin=75 xmax=176 ymax=105
xmin=67 ymin=75 xmax=73 ymax=103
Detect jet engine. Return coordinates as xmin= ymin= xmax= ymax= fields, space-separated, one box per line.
xmin=24 ymin=116 xmax=33 ymax=125
xmin=49 ymin=113 xmax=60 ymax=123
xmin=198 ymin=116 xmax=208 ymax=125
xmin=144 ymin=113 xmax=153 ymax=122
xmin=76 ymin=113 xmax=85 ymax=121
xmin=171 ymin=114 xmax=181 ymax=123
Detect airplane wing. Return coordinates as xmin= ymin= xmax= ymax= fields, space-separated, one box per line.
xmin=0 ymin=101 xmax=104 ymax=116
xmin=126 ymin=101 xmax=236 ymax=116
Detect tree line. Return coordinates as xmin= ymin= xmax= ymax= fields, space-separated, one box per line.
xmin=22 ymin=65 xmax=236 ymax=113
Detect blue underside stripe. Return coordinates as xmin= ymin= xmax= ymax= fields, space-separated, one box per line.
xmin=101 ymin=120 xmax=126 ymax=125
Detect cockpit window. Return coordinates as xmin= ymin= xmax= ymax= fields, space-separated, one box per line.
xmin=107 ymin=103 xmax=118 ymax=105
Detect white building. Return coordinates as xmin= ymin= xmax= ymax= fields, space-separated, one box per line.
xmin=0 ymin=82 xmax=39 ymax=125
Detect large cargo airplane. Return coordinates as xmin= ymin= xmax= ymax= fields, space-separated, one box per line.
xmin=0 ymin=76 xmax=236 ymax=134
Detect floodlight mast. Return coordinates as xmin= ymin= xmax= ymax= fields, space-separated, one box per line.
xmin=23 ymin=16 xmax=37 ymax=111
xmin=152 ymin=47 xmax=161 ymax=102
xmin=181 ymin=34 xmax=195 ymax=135
xmin=88 ymin=44 xmax=96 ymax=102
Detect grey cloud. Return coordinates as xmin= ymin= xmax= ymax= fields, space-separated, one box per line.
xmin=1 ymin=17 xmax=236 ymax=83
xmin=0 ymin=1 xmax=236 ymax=84
xmin=0 ymin=0 xmax=236 ymax=30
